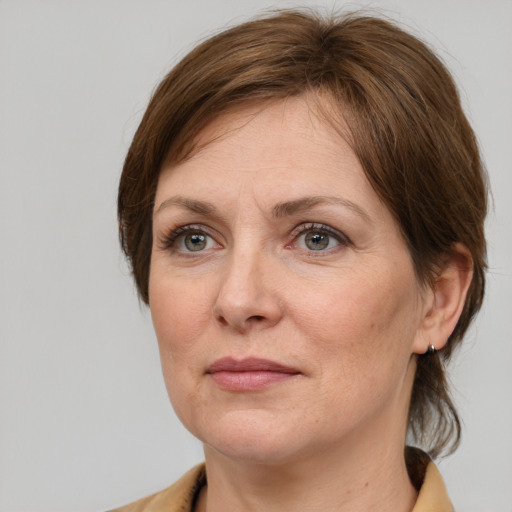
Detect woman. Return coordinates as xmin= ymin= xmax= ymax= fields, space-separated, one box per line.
xmin=113 ymin=9 xmax=487 ymax=512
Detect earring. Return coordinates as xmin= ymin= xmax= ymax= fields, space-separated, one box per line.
xmin=426 ymin=344 xmax=437 ymax=355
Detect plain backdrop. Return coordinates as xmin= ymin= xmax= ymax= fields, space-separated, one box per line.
xmin=1 ymin=0 xmax=511 ymax=510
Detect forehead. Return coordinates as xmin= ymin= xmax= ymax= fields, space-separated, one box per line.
xmin=155 ymin=96 xmax=392 ymax=225
xmin=165 ymin=93 xmax=350 ymax=166
xmin=160 ymin=96 xmax=355 ymax=180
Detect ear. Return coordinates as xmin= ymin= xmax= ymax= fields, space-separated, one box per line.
xmin=412 ymin=243 xmax=474 ymax=355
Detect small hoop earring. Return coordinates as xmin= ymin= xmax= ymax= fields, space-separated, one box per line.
xmin=426 ymin=344 xmax=437 ymax=355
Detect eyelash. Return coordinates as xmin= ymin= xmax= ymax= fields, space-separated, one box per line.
xmin=158 ymin=222 xmax=351 ymax=253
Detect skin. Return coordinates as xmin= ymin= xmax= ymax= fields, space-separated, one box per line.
xmin=149 ymin=96 xmax=472 ymax=512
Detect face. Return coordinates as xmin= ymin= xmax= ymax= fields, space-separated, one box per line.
xmin=149 ymin=97 xmax=430 ymax=466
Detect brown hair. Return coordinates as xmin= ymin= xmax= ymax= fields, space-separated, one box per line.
xmin=118 ymin=9 xmax=487 ymax=458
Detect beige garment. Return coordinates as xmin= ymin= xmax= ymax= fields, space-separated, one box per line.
xmin=109 ymin=460 xmax=453 ymax=512
xmin=108 ymin=465 xmax=205 ymax=512
xmin=413 ymin=462 xmax=454 ymax=512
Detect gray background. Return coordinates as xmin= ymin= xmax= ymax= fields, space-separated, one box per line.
xmin=1 ymin=0 xmax=511 ymax=510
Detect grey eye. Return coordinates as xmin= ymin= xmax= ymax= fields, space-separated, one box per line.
xmin=294 ymin=227 xmax=342 ymax=252
xmin=304 ymin=231 xmax=330 ymax=250
xmin=181 ymin=232 xmax=213 ymax=251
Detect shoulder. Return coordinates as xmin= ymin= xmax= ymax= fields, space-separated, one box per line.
xmin=107 ymin=464 xmax=206 ymax=512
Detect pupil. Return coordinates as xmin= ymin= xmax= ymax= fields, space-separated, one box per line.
xmin=185 ymin=233 xmax=206 ymax=251
xmin=306 ymin=231 xmax=328 ymax=250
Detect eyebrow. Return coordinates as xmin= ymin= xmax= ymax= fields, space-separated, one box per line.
xmin=154 ymin=196 xmax=216 ymax=216
xmin=271 ymin=196 xmax=371 ymax=222
xmin=154 ymin=194 xmax=370 ymax=222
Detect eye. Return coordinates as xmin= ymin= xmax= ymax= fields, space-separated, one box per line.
xmin=162 ymin=226 xmax=219 ymax=253
xmin=303 ymin=230 xmax=334 ymax=250
xmin=298 ymin=230 xmax=338 ymax=251
xmin=180 ymin=231 xmax=214 ymax=252
xmin=292 ymin=224 xmax=348 ymax=252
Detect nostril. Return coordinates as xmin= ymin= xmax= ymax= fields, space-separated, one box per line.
xmin=215 ymin=314 xmax=228 ymax=326
xmin=249 ymin=315 xmax=265 ymax=322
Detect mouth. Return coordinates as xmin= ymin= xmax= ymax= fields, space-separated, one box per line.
xmin=206 ymin=357 xmax=301 ymax=392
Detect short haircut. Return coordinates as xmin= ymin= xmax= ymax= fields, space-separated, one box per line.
xmin=118 ymin=9 xmax=488 ymax=458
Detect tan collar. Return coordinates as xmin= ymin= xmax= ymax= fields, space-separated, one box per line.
xmin=107 ymin=464 xmax=206 ymax=512
xmin=412 ymin=461 xmax=454 ymax=512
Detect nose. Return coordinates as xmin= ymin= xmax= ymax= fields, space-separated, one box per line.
xmin=212 ymin=247 xmax=283 ymax=333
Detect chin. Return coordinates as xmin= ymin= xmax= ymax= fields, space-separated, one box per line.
xmin=206 ymin=438 xmax=306 ymax=467
xmin=188 ymin=410 xmax=312 ymax=466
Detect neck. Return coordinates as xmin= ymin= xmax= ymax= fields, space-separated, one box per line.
xmin=196 ymin=430 xmax=417 ymax=512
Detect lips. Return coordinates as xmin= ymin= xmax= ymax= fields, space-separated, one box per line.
xmin=206 ymin=357 xmax=300 ymax=391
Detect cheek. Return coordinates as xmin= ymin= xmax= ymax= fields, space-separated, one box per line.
xmin=292 ymin=265 xmax=421 ymax=378
xmin=149 ymin=273 xmax=214 ymax=427
xmin=296 ymin=271 xmax=401 ymax=338
xmin=149 ymin=271 xmax=215 ymax=380
xmin=150 ymin=270 xmax=210 ymax=339
xmin=296 ymin=274 xmax=420 ymax=426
